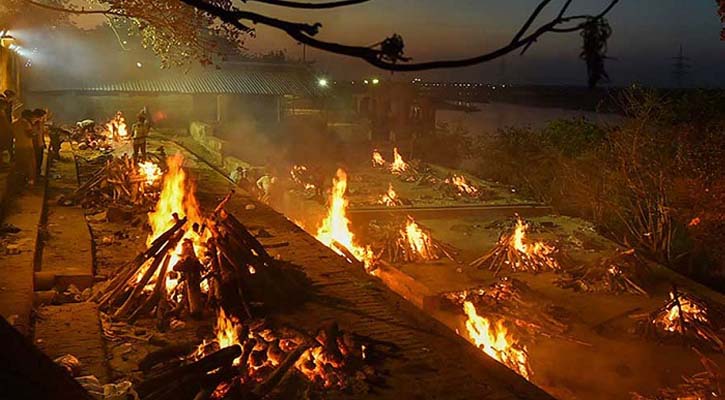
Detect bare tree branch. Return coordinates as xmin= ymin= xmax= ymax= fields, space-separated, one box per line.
xmin=181 ymin=0 xmax=620 ymax=71
xmin=248 ymin=0 xmax=372 ymax=9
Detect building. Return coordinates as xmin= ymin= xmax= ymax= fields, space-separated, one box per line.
xmin=29 ymin=62 xmax=321 ymax=130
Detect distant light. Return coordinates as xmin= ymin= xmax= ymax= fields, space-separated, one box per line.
xmin=136 ymin=62 xmax=143 ymax=68
xmin=317 ymin=78 xmax=328 ymax=88
xmin=363 ymin=79 xmax=369 ymax=85
xmin=372 ymin=78 xmax=380 ymax=85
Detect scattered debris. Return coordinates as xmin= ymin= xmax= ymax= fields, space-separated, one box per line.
xmin=556 ymin=249 xmax=649 ymax=295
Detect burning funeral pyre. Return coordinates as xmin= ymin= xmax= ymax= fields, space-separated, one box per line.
xmin=556 ymin=248 xmax=649 ymax=295
xmin=379 ymin=183 xmax=405 ymax=207
xmin=371 ymin=149 xmax=386 ymax=168
xmin=73 ymin=111 xmax=130 ymax=151
xmin=463 ymin=300 xmax=533 ymax=380
xmin=368 ymin=217 xmax=458 ymax=265
xmin=633 ymin=288 xmax=724 ymax=352
xmin=315 ymin=169 xmax=374 ymax=271
xmin=442 ymin=278 xmax=577 ymax=347
xmin=470 ymin=216 xmax=562 ymax=275
xmin=105 ymin=111 xmax=129 ymax=142
xmin=69 ymin=153 xmax=164 ymax=209
xmin=444 ymin=174 xmax=480 ymax=197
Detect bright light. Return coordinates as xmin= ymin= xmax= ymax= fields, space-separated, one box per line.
xmin=136 ymin=62 xmax=143 ymax=68
xmin=372 ymin=78 xmax=380 ymax=85
xmin=318 ymin=78 xmax=328 ymax=87
xmin=363 ymin=79 xmax=369 ymax=85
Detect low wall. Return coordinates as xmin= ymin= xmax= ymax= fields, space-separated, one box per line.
xmin=189 ymin=121 xmax=253 ymax=174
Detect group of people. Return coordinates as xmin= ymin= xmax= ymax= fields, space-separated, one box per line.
xmin=0 ymin=90 xmax=56 ymax=187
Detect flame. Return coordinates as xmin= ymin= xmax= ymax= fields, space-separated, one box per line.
xmin=658 ymin=291 xmax=709 ymax=333
xmin=380 ymin=183 xmax=400 ymax=207
xmin=448 ymin=175 xmax=479 ymax=195
xmin=509 ymin=218 xmax=559 ymax=269
xmin=390 ymin=147 xmax=409 ymax=174
xmin=315 ymin=169 xmax=373 ymax=271
xmin=463 ymin=301 xmax=531 ymax=380
xmin=140 ymin=154 xmax=207 ymax=294
xmin=402 ymin=217 xmax=436 ymax=260
xmin=138 ymin=160 xmax=162 ymax=186
xmin=105 ymin=112 xmax=128 ymax=140
xmin=295 ymin=346 xmax=345 ymax=389
xmin=372 ymin=150 xmax=386 ymax=167
xmin=688 ymin=217 xmax=701 ymax=227
xmin=215 ymin=308 xmax=242 ymax=365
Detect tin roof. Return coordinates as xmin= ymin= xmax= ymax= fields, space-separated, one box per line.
xmin=36 ymin=64 xmax=319 ymax=97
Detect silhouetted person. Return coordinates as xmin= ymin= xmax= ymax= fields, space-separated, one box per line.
xmin=12 ymin=110 xmax=38 ymax=186
xmin=132 ymin=114 xmax=150 ymax=160
xmin=31 ymin=109 xmax=48 ymax=169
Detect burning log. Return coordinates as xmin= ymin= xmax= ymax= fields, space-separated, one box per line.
xmin=632 ymin=287 xmax=724 ymax=351
xmin=556 ymin=249 xmax=649 ymax=295
xmin=470 ymin=217 xmax=562 ymax=275
xmin=173 ymin=238 xmax=205 ymax=319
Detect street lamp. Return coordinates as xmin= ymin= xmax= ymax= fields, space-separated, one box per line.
xmin=371 ymin=78 xmax=380 ymax=85
xmin=317 ymin=78 xmax=329 ymax=88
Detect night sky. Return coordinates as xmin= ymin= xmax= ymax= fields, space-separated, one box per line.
xmin=243 ymin=0 xmax=724 ymax=87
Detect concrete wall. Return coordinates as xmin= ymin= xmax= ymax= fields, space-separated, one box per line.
xmin=26 ymin=92 xmax=194 ymax=128
xmin=189 ymin=121 xmax=253 ymax=175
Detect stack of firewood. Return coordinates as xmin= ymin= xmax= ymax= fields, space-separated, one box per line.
xmin=441 ymin=278 xmax=580 ymax=344
xmin=632 ymin=287 xmax=724 ymax=351
xmin=137 ymin=320 xmax=398 ymax=400
xmin=556 ymin=249 xmax=649 ymax=295
xmin=631 ymin=349 xmax=721 ymax=400
xmin=369 ymin=219 xmax=458 ymax=264
xmin=90 ymin=194 xmax=310 ymax=326
xmin=70 ymin=154 xmax=163 ymax=208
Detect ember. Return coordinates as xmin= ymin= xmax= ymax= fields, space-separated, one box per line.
xmin=470 ymin=217 xmax=561 ymax=275
xmin=315 ymin=169 xmax=374 ymax=271
xmin=463 ymin=301 xmax=532 ymax=380
xmin=557 ymin=249 xmax=648 ymax=295
xmin=290 ymin=164 xmax=316 ymax=191
xmin=372 ymin=149 xmax=386 ymax=167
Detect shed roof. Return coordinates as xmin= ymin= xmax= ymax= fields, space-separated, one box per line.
xmin=35 ymin=64 xmax=319 ymax=97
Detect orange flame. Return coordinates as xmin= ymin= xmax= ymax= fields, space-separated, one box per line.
xmin=141 ymin=154 xmax=207 ymax=294
xmin=658 ymin=291 xmax=709 ymax=333
xmin=509 ymin=218 xmax=559 ymax=270
xmin=215 ymin=308 xmax=242 ymax=365
xmin=402 ymin=217 xmax=436 ymax=260
xmin=379 ymin=183 xmax=400 ymax=207
xmin=138 ymin=160 xmax=162 ymax=186
xmin=463 ymin=301 xmax=531 ymax=380
xmin=390 ymin=147 xmax=409 ymax=174
xmin=315 ymin=169 xmax=373 ymax=271
xmin=295 ymin=346 xmax=345 ymax=388
xmin=372 ymin=150 xmax=386 ymax=167
xmin=105 ymin=112 xmax=128 ymax=140
xmin=448 ymin=175 xmax=478 ymax=195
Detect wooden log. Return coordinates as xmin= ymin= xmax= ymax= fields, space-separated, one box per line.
xmin=113 ymin=230 xmax=184 ymax=319
xmin=252 ymin=343 xmax=311 ymax=398
xmin=136 ymin=345 xmax=242 ymax=398
xmin=128 ymin=254 xmax=172 ymax=323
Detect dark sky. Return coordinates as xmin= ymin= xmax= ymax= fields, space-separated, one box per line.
xmin=243 ymin=0 xmax=724 ymax=87
xmin=17 ymin=0 xmax=725 ymax=88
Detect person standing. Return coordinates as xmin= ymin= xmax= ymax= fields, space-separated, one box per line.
xmin=12 ymin=110 xmax=37 ymax=186
xmin=131 ymin=113 xmax=150 ymax=160
xmin=31 ymin=109 xmax=48 ymax=170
